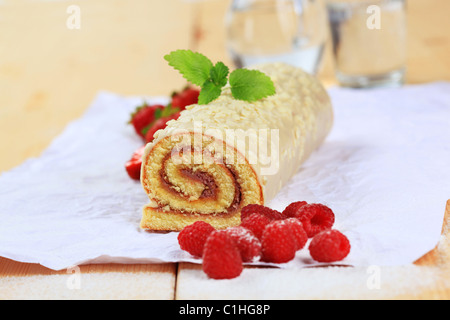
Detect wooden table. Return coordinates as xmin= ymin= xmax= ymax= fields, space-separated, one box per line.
xmin=1 ymin=0 xmax=449 ymax=299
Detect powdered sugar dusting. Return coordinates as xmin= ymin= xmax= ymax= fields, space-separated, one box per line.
xmin=176 ymin=264 xmax=449 ymax=299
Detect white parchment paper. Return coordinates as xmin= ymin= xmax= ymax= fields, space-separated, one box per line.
xmin=1 ymin=83 xmax=449 ymax=270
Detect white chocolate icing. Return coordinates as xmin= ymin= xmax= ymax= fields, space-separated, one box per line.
xmin=142 ymin=62 xmax=333 ymax=205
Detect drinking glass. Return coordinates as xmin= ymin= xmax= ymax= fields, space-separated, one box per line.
xmin=225 ymin=0 xmax=328 ymax=75
xmin=326 ymin=0 xmax=407 ymax=88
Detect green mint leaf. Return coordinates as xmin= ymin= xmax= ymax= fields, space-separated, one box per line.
xmin=198 ymin=80 xmax=222 ymax=105
xmin=164 ymin=50 xmax=213 ymax=86
xmin=209 ymin=62 xmax=229 ymax=87
xmin=229 ymin=69 xmax=276 ymax=102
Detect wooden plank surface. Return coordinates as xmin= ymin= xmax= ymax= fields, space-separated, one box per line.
xmin=0 ymin=259 xmax=176 ymax=299
xmin=0 ymin=0 xmax=449 ymax=299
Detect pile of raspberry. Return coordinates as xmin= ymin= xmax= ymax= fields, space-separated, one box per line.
xmin=177 ymin=202 xmax=351 ymax=280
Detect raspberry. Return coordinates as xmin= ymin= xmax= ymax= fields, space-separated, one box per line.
xmin=202 ymin=230 xmax=243 ymax=279
xmin=240 ymin=213 xmax=272 ymax=240
xmin=284 ymin=218 xmax=308 ymax=251
xmin=261 ymin=220 xmax=297 ymax=263
xmin=240 ymin=204 xmax=284 ymax=222
xmin=225 ymin=226 xmax=262 ymax=262
xmin=309 ymin=230 xmax=351 ymax=263
xmin=294 ymin=203 xmax=335 ymax=238
xmin=281 ymin=201 xmax=308 ymax=219
xmin=177 ymin=221 xmax=215 ymax=257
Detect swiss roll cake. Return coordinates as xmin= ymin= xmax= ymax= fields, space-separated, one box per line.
xmin=140 ymin=62 xmax=333 ymax=231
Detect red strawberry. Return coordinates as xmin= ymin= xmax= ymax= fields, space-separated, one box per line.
xmin=129 ymin=104 xmax=164 ymax=138
xmin=144 ymin=112 xmax=181 ymax=143
xmin=171 ymin=87 xmax=200 ymax=110
xmin=125 ymin=146 xmax=146 ymax=180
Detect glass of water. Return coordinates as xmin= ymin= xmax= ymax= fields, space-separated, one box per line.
xmin=225 ymin=0 xmax=328 ymax=75
xmin=326 ymin=0 xmax=407 ymax=88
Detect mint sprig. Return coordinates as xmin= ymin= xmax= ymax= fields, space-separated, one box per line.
xmin=164 ymin=50 xmax=276 ymax=105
